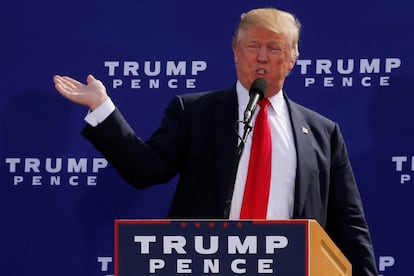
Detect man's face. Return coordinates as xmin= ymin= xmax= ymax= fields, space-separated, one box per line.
xmin=233 ymin=26 xmax=296 ymax=97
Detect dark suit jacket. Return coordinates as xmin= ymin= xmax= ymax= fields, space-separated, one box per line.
xmin=82 ymin=86 xmax=378 ymax=275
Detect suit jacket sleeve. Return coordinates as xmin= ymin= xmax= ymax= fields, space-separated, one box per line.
xmin=326 ymin=124 xmax=378 ymax=276
xmin=81 ymin=96 xmax=186 ymax=188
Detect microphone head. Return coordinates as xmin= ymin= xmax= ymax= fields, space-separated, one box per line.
xmin=249 ymin=78 xmax=267 ymax=99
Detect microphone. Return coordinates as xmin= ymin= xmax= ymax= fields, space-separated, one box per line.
xmin=243 ymin=78 xmax=267 ymax=124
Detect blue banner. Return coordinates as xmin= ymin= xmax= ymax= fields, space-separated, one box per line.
xmin=1 ymin=0 xmax=413 ymax=275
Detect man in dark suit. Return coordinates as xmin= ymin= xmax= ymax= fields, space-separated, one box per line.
xmin=53 ymin=7 xmax=378 ymax=275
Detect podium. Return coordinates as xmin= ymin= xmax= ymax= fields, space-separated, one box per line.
xmin=114 ymin=219 xmax=351 ymax=275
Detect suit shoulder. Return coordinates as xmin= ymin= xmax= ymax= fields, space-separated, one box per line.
xmin=286 ymin=97 xmax=343 ymax=142
xmin=170 ymin=86 xmax=236 ymax=111
xmin=178 ymin=87 xmax=235 ymax=103
xmin=288 ymin=99 xmax=336 ymax=127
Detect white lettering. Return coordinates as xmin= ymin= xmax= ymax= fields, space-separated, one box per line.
xmin=97 ymin=256 xmax=112 ymax=272
xmin=360 ymin=59 xmax=380 ymax=73
xmin=46 ymin=158 xmax=62 ymax=173
xmin=105 ymin=61 xmax=208 ymax=76
xmin=194 ymin=236 xmax=219 ymax=254
xmin=32 ymin=176 xmax=42 ymax=185
xmin=168 ymin=79 xmax=178 ymax=88
xmin=51 ymin=176 xmax=60 ymax=186
xmin=177 ymin=259 xmax=192 ymax=273
xmin=392 ymin=156 xmax=407 ymax=171
xmin=134 ymin=236 xmax=156 ymax=254
xmin=305 ymin=78 xmax=315 ymax=87
xmin=69 ymin=176 xmax=79 ymax=186
xmin=13 ymin=176 xmax=23 ymax=185
xmin=296 ymin=58 xmax=401 ymax=79
xmin=131 ymin=79 xmax=141 ymax=88
xmin=145 ymin=61 xmax=161 ymax=76
xmin=6 ymin=158 xmax=20 ymax=172
xmin=228 ymin=236 xmax=257 ymax=254
xmin=361 ymin=76 xmax=371 ymax=87
xmin=104 ymin=61 xmax=119 ymax=76
xmin=167 ymin=61 xmax=186 ymax=76
xmin=10 ymin=175 xmax=101 ymax=186
xmin=113 ymin=79 xmax=123 ymax=88
xmin=149 ymin=259 xmax=165 ymax=273
xmin=380 ymin=76 xmax=390 ymax=86
xmin=144 ymin=257 xmax=278 ymax=274
xmin=231 ymin=259 xmax=246 ymax=274
xmin=68 ymin=158 xmax=87 ymax=173
xmin=296 ymin=59 xmax=312 ymax=74
xmin=124 ymin=61 xmax=139 ymax=76
xmin=400 ymin=174 xmax=410 ymax=184
xmin=110 ymin=78 xmax=198 ymax=89
xmin=164 ymin=236 xmax=187 ymax=254
xmin=5 ymin=158 xmax=107 ymax=173
xmin=204 ymin=259 xmax=219 ymax=273
xmin=316 ymin=59 xmax=332 ymax=74
xmin=302 ymin=76 xmax=396 ymax=88
xmin=337 ymin=59 xmax=354 ymax=74
xmin=324 ymin=77 xmax=334 ymax=87
xmin=93 ymin=158 xmax=108 ymax=173
xmin=385 ymin=58 xmax=401 ymax=72
xmin=87 ymin=176 xmax=97 ymax=186
xmin=258 ymin=259 xmax=274 ymax=273
xmin=342 ymin=77 xmax=353 ymax=87
xmin=149 ymin=79 xmax=159 ymax=88
xmin=191 ymin=61 xmax=207 ymax=75
xmin=25 ymin=158 xmax=40 ymax=172
xmin=266 ymin=236 xmax=288 ymax=253
xmin=186 ymin=79 xmax=196 ymax=88
xmin=379 ymin=256 xmax=395 ymax=271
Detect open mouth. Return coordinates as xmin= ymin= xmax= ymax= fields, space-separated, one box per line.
xmin=256 ymin=69 xmax=266 ymax=76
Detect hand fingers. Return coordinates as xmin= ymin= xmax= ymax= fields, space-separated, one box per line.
xmin=54 ymin=75 xmax=80 ymax=97
xmin=54 ymin=76 xmax=88 ymax=105
xmin=54 ymin=75 xmax=70 ymax=94
xmin=54 ymin=75 xmax=85 ymax=93
xmin=61 ymin=76 xmax=84 ymax=89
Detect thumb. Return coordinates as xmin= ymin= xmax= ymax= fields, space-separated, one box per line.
xmin=87 ymin=74 xmax=96 ymax=84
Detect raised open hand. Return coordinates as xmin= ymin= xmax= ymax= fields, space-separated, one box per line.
xmin=53 ymin=74 xmax=109 ymax=110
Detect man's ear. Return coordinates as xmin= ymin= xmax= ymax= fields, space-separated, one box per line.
xmin=288 ymin=57 xmax=297 ymax=71
xmin=233 ymin=46 xmax=239 ymax=65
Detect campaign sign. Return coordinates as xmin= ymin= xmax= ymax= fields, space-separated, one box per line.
xmin=115 ymin=220 xmax=308 ymax=276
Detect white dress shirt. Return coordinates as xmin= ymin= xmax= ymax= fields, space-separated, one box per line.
xmin=229 ymin=81 xmax=297 ymax=220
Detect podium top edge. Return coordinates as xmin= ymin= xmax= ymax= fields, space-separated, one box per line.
xmin=114 ymin=219 xmax=317 ymax=224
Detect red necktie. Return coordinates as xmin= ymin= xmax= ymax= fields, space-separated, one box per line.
xmin=240 ymin=98 xmax=272 ymax=219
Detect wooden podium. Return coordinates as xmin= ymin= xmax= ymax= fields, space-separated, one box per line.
xmin=308 ymin=220 xmax=351 ymax=275
xmin=115 ymin=219 xmax=351 ymax=275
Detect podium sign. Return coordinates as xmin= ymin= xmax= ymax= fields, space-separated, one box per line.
xmin=114 ymin=219 xmax=351 ymax=276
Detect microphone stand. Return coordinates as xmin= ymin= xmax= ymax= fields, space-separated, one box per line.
xmin=223 ymin=118 xmax=254 ymax=218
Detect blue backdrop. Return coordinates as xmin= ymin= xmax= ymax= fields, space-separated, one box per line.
xmin=1 ymin=0 xmax=412 ymax=275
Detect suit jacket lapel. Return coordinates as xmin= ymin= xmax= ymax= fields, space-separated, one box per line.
xmin=213 ymin=86 xmax=239 ymax=213
xmin=285 ymin=96 xmax=315 ymax=218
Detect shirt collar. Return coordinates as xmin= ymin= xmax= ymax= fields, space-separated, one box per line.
xmin=236 ymin=80 xmax=285 ymax=117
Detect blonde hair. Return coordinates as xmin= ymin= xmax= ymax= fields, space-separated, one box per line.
xmin=232 ymin=7 xmax=301 ymax=59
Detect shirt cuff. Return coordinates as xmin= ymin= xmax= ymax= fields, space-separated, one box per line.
xmin=84 ymin=98 xmax=116 ymax=127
